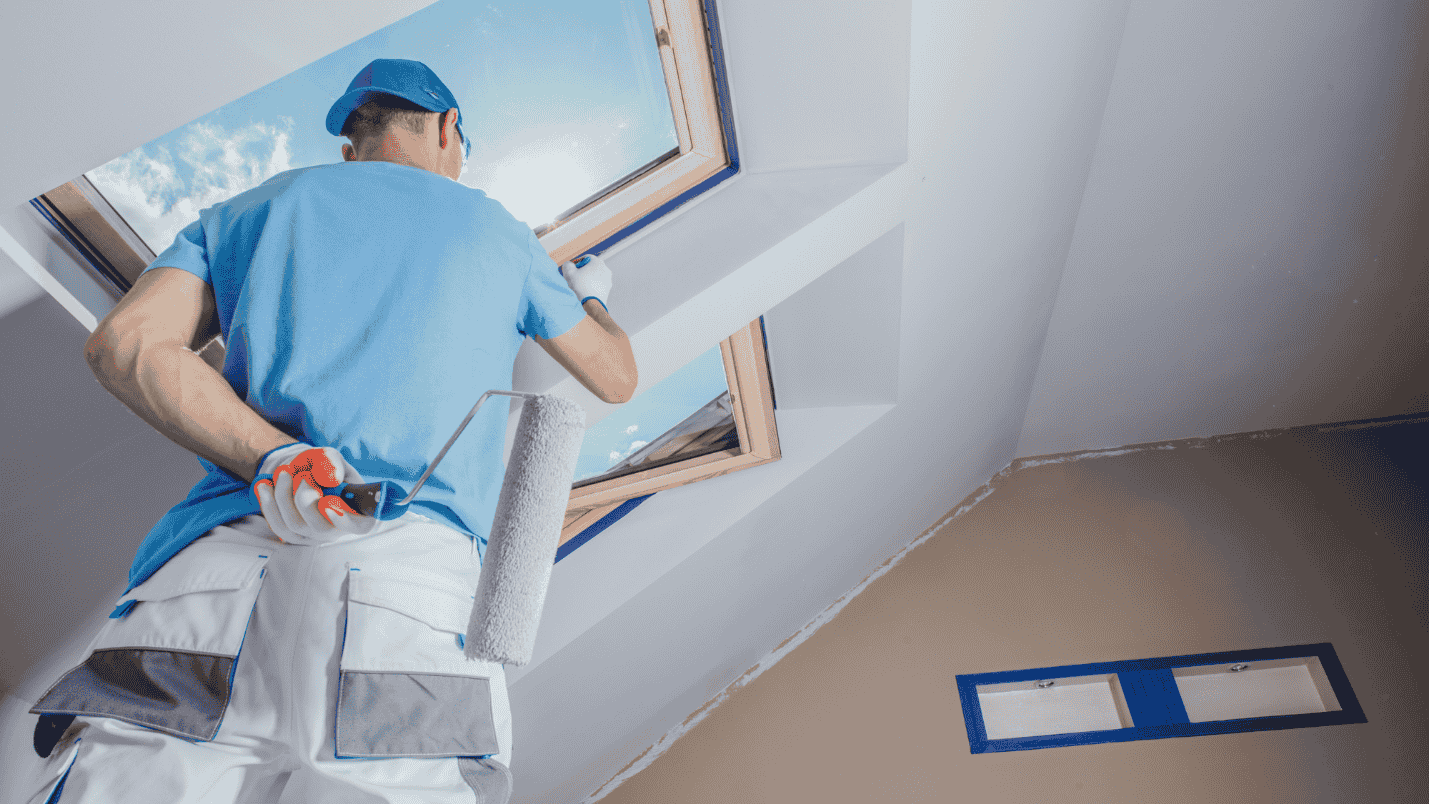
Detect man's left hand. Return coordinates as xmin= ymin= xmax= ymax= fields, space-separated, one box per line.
xmin=252 ymin=444 xmax=377 ymax=543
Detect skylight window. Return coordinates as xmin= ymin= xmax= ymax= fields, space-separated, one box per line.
xmin=85 ymin=0 xmax=680 ymax=251
xmin=562 ymin=318 xmax=778 ymax=545
xmin=36 ymin=0 xmax=734 ymax=289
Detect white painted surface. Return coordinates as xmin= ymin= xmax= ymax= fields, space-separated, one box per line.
xmin=507 ymin=403 xmax=895 ymax=686
xmin=978 ymin=675 xmax=1131 ymax=740
xmin=1016 ymin=0 xmax=1429 ymax=456
xmin=0 ymin=223 xmax=96 ymax=332
xmin=0 ymin=229 xmax=45 ymax=322
xmin=1175 ymin=659 xmax=1333 ymax=723
xmin=763 ymin=225 xmax=903 ymax=410
xmin=734 ymin=0 xmax=909 ymax=173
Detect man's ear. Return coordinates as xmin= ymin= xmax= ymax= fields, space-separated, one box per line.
xmin=342 ymin=143 xmax=356 ymax=162
xmin=440 ymin=108 xmax=459 ymax=150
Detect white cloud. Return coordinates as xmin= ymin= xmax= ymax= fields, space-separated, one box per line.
xmin=87 ymin=118 xmax=296 ymax=254
xmin=624 ymin=424 xmax=639 ymax=436
xmin=607 ymin=439 xmax=649 ymax=466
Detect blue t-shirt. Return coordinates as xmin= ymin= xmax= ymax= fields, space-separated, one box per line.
xmin=126 ymin=161 xmax=586 ymax=592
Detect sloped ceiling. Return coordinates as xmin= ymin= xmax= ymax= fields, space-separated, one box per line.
xmin=4 ymin=1 xmax=1429 ymax=803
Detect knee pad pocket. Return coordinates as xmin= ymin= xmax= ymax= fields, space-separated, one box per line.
xmin=336 ymin=566 xmax=508 ymax=760
xmin=30 ymin=545 xmax=270 ymax=741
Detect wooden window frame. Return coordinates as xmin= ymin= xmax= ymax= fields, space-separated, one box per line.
xmin=560 ymin=317 xmax=779 ymax=546
xmin=538 ymin=0 xmax=729 ymax=264
xmin=32 ymin=175 xmax=154 ymax=290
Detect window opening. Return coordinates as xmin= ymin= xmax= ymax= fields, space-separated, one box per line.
xmin=562 ymin=317 xmax=778 ymax=545
xmin=84 ymin=0 xmax=680 ymax=254
xmin=574 ymin=342 xmax=729 ymax=484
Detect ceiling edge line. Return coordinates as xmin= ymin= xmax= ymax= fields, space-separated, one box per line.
xmin=0 ymin=221 xmax=96 ymax=332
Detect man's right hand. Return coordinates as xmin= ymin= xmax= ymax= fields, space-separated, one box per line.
xmin=541 ymin=253 xmax=637 ymax=403
xmin=252 ymin=444 xmax=377 ymax=543
xmin=560 ymin=253 xmax=613 ymax=309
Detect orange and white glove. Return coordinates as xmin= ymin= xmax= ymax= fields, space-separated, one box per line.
xmin=251 ymin=444 xmax=376 ymax=544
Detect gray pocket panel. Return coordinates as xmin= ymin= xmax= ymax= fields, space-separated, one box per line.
xmin=336 ymin=671 xmax=500 ymax=758
xmin=459 ymin=756 xmax=514 ymax=803
xmin=31 ymin=648 xmax=235 ymax=741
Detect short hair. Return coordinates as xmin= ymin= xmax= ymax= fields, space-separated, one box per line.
xmin=340 ymin=94 xmax=433 ymax=154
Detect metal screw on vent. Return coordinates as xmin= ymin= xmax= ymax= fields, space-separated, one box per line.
xmin=1035 ymin=680 xmax=1056 ymax=689
xmin=1229 ymin=664 xmax=1251 ymax=672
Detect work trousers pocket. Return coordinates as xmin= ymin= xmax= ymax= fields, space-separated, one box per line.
xmin=30 ymin=542 xmax=270 ymax=742
xmin=336 ymin=565 xmax=509 ymax=763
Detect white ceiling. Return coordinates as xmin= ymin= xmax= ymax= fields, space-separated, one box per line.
xmin=5 ymin=1 xmax=1429 ymax=802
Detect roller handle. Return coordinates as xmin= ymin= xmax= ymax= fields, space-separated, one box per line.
xmin=331 ymin=481 xmax=411 ymax=520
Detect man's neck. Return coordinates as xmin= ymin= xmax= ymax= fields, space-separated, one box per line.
xmin=354 ymin=133 xmax=439 ymax=175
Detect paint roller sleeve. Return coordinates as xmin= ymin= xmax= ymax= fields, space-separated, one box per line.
xmin=465 ymin=394 xmax=586 ymax=665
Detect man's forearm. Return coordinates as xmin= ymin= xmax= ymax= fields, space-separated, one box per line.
xmin=88 ymin=339 xmax=295 ymax=482
xmin=581 ymin=299 xmax=638 ymax=399
xmin=583 ymin=299 xmax=629 ymax=342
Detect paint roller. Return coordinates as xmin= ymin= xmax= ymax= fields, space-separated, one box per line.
xmin=335 ymin=390 xmax=585 ymax=665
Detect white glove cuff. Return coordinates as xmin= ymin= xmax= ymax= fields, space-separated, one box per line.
xmin=561 ymin=253 xmax=613 ymax=307
xmin=256 ymin=442 xmax=309 ymax=479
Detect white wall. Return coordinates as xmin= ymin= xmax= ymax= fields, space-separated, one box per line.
xmin=1017 ymin=0 xmax=1429 ymax=456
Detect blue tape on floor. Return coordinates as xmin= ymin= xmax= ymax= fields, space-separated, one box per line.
xmin=1119 ymin=669 xmax=1190 ymax=727
xmin=956 ymin=642 xmax=1366 ymax=753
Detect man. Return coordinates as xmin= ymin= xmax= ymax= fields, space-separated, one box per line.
xmin=27 ymin=59 xmax=636 ymax=804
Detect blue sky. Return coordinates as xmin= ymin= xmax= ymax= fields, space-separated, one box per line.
xmin=82 ymin=0 xmax=723 ymax=477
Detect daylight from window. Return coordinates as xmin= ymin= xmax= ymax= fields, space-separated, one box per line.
xmin=86 ymin=0 xmax=678 ymax=254
xmin=574 ymin=343 xmax=729 ymax=482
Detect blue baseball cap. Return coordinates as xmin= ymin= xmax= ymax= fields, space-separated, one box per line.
xmin=326 ymin=59 xmax=470 ymax=159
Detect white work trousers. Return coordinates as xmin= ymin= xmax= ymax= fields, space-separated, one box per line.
xmin=27 ymin=514 xmax=513 ymax=804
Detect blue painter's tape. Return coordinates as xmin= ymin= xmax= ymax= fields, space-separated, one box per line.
xmin=109 ymin=599 xmax=137 ymax=619
xmin=955 ymin=674 xmax=991 ymax=755
xmin=758 ymin=314 xmax=776 ymax=410
xmin=29 ymin=197 xmax=133 ymax=295
xmin=956 ymin=642 xmax=1366 ymax=754
xmin=555 ymin=494 xmax=654 ymax=563
xmin=1119 ymin=669 xmax=1190 ymax=726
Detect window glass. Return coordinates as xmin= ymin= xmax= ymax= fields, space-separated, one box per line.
xmin=85 ymin=0 xmax=678 ymax=253
xmin=574 ymin=343 xmax=731 ymax=483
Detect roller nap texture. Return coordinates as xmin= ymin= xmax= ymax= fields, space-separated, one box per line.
xmin=465 ymin=394 xmax=585 ymax=664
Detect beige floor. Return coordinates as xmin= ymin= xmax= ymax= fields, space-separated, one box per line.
xmin=598 ymin=418 xmax=1429 ymax=803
